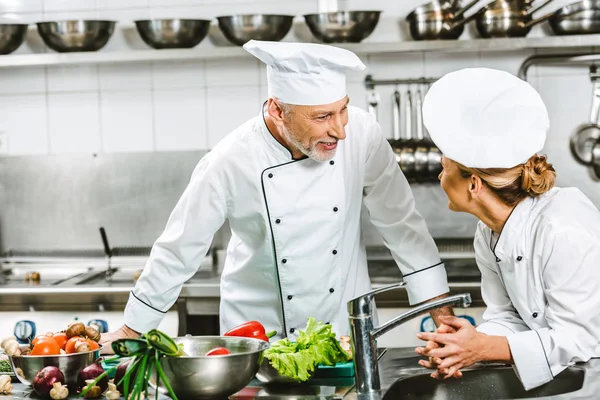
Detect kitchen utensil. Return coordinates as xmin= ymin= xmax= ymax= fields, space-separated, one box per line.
xmin=36 ymin=20 xmax=116 ymax=52
xmin=399 ymin=90 xmax=416 ymax=179
xmin=9 ymin=347 xmax=102 ymax=387
xmin=303 ymin=10 xmax=382 ymax=43
xmin=474 ymin=0 xmax=554 ymax=37
xmin=546 ymin=0 xmax=600 ymax=35
xmin=134 ymin=19 xmax=211 ymax=49
xmin=151 ymin=335 xmax=268 ymax=399
xmin=0 ymin=24 xmax=28 ymax=55
xmin=391 ymin=88 xmax=401 ymax=144
xmin=216 ymin=14 xmax=294 ymax=46
xmin=413 ymin=89 xmax=430 ymax=181
xmin=256 ymin=357 xmax=317 ymax=385
xmin=571 ymin=72 xmax=600 ymax=165
xmin=591 ymin=140 xmax=600 ymax=179
xmin=367 ymin=88 xmax=379 ymax=120
xmin=405 ymin=0 xmax=481 ymax=40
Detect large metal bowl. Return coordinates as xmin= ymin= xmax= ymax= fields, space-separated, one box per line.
xmin=8 ymin=347 xmax=102 ymax=387
xmin=36 ymin=20 xmax=116 ymax=52
xmin=134 ymin=19 xmax=211 ymax=49
xmin=0 ymin=24 xmax=29 ymax=55
xmin=304 ymin=11 xmax=382 ymax=43
xmin=151 ymin=336 xmax=269 ymax=399
xmin=216 ymin=14 xmax=294 ymax=46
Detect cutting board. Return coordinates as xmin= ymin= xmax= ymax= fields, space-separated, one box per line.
xmin=315 ymin=360 xmax=355 ymax=378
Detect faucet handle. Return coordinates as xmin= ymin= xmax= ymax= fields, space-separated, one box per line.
xmin=348 ymin=282 xmax=406 ymax=317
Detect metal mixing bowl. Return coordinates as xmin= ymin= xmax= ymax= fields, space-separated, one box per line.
xmin=134 ymin=19 xmax=211 ymax=49
xmin=152 ymin=336 xmax=269 ymax=399
xmin=0 ymin=24 xmax=29 ymax=54
xmin=216 ymin=14 xmax=294 ymax=46
xmin=36 ymin=20 xmax=116 ymax=52
xmin=304 ymin=11 xmax=382 ymax=43
xmin=8 ymin=347 xmax=102 ymax=387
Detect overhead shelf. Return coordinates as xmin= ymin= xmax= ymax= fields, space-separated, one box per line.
xmin=1 ymin=34 xmax=600 ymax=68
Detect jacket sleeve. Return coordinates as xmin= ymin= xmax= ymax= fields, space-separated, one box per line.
xmin=124 ymin=156 xmax=228 ymax=333
xmin=506 ymin=227 xmax=600 ymax=390
xmin=473 ymin=228 xmax=530 ymax=337
xmin=362 ymin=115 xmax=448 ymax=305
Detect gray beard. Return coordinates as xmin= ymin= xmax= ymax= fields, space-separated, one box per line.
xmin=282 ymin=125 xmax=336 ymax=162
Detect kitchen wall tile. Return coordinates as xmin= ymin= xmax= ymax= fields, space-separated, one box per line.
xmin=153 ymin=87 xmax=207 ymax=151
xmin=477 ymin=50 xmax=534 ymax=76
xmin=146 ymin=5 xmax=205 ymax=19
xmin=423 ymin=52 xmax=479 ymax=77
xmin=148 ymin=0 xmax=202 ymax=6
xmin=366 ymin=52 xmax=425 ymax=80
xmin=99 ymin=63 xmax=152 ymax=91
xmin=47 ymin=65 xmax=99 ymax=92
xmin=0 ymin=0 xmax=43 ymax=13
xmin=43 ymin=0 xmax=97 ymax=12
xmin=259 ymin=84 xmax=268 ymax=103
xmin=152 ymin=60 xmax=205 ymax=89
xmin=97 ymin=0 xmax=148 ymax=9
xmin=205 ymin=58 xmax=260 ymax=87
xmin=100 ymin=90 xmax=154 ymax=153
xmin=48 ymin=92 xmax=100 ymax=153
xmin=532 ymin=48 xmax=595 ymax=78
xmin=41 ymin=10 xmax=101 ymax=20
xmin=201 ymin=0 xmax=315 ymax=15
xmin=0 ymin=94 xmax=48 ymax=155
xmin=347 ymin=82 xmax=367 ymax=111
xmin=0 ymin=67 xmax=45 ymax=95
xmin=206 ymin=85 xmax=260 ymax=148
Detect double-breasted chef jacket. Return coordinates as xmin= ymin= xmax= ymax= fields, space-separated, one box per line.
xmin=475 ymin=187 xmax=600 ymax=390
xmin=124 ymin=104 xmax=449 ymax=340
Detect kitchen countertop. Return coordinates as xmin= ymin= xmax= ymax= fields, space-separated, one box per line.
xmin=5 ymin=348 xmax=599 ymax=400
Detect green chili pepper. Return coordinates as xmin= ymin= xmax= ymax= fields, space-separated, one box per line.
xmin=146 ymin=329 xmax=186 ymax=357
xmin=112 ymin=338 xmax=149 ymax=357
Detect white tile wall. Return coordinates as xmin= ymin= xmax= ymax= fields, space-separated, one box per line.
xmin=48 ymin=92 xmax=100 ymax=153
xmin=0 ymin=94 xmax=47 ymax=155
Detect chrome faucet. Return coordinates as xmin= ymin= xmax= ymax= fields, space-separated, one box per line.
xmin=348 ymin=282 xmax=472 ymax=399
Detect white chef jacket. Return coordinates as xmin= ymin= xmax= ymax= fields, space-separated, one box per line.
xmin=124 ymin=105 xmax=449 ymax=340
xmin=475 ymin=187 xmax=600 ymax=390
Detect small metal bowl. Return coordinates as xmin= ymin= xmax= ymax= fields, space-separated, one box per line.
xmin=304 ymin=11 xmax=382 ymax=43
xmin=0 ymin=24 xmax=29 ymax=55
xmin=151 ymin=336 xmax=269 ymax=399
xmin=256 ymin=356 xmax=316 ymax=385
xmin=36 ymin=20 xmax=116 ymax=52
xmin=134 ymin=19 xmax=211 ymax=49
xmin=216 ymin=14 xmax=294 ymax=46
xmin=8 ymin=347 xmax=102 ymax=387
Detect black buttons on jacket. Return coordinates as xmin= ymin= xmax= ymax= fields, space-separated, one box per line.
xmin=330 ymin=161 xmax=335 ymax=165
xmin=332 ymin=250 xmax=337 ymax=255
xmin=290 ymin=328 xmax=295 ymax=334
xmin=268 ymin=173 xmax=273 ymax=178
xmin=532 ymin=312 xmax=538 ymax=318
xmin=333 ymin=207 xmax=338 ymax=212
xmin=282 ymin=259 xmax=287 ymax=264
xmin=287 ymin=295 xmax=293 ymax=300
xmin=329 ymin=288 xmax=335 ymax=293
xmin=517 ymin=256 xmax=523 ymax=261
xmin=275 ymin=219 xmax=281 ymax=224
xmin=496 ymin=257 xmax=501 ymax=262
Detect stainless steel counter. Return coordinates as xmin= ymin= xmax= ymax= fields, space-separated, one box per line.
xmin=4 ymin=348 xmax=598 ymax=399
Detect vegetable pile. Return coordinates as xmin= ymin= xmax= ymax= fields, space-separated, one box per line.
xmin=263 ymin=318 xmax=351 ymax=382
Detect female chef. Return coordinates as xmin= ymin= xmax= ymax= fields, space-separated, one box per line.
xmin=414 ymin=67 xmax=600 ymax=391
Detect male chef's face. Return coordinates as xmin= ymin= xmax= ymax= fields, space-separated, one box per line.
xmin=279 ymin=97 xmax=350 ymax=162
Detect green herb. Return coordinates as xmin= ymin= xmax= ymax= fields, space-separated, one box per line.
xmin=0 ymin=359 xmax=12 ymax=373
xmin=264 ymin=317 xmax=350 ymax=382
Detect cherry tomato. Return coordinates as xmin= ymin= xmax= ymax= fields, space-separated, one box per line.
xmin=30 ymin=339 xmax=61 ymax=356
xmin=65 ymin=337 xmax=81 ymax=354
xmin=52 ymin=332 xmax=68 ymax=350
xmin=205 ymin=347 xmax=231 ymax=356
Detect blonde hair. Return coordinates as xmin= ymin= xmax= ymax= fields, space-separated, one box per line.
xmin=456 ymin=155 xmax=556 ymax=206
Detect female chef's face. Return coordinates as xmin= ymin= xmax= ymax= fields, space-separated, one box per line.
xmin=438 ymin=156 xmax=472 ymax=212
xmin=280 ymin=97 xmax=350 ymax=162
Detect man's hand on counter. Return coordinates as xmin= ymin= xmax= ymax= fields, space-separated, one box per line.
xmin=99 ymin=325 xmax=141 ymax=354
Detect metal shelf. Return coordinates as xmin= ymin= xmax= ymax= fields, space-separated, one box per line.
xmin=2 ymin=34 xmax=600 ymax=68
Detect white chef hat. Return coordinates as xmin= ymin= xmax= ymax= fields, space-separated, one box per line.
xmin=422 ymin=67 xmax=549 ymax=169
xmin=243 ymin=40 xmax=366 ymax=106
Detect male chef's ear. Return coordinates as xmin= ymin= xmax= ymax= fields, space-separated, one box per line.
xmin=266 ymin=98 xmax=286 ymax=126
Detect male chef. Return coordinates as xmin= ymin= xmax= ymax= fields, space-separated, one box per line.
xmin=101 ymin=40 xmax=451 ymax=346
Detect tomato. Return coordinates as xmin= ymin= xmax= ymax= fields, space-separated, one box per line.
xmin=31 ymin=335 xmax=54 ymax=346
xmin=52 ymin=332 xmax=68 ymax=350
xmin=205 ymin=347 xmax=231 ymax=356
xmin=30 ymin=339 xmax=61 ymax=356
xmin=85 ymin=338 xmax=100 ymax=351
xmin=65 ymin=337 xmax=81 ymax=354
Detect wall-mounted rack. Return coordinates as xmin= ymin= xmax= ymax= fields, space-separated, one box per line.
xmin=364 ymin=75 xmax=439 ymax=90
xmin=518 ymin=52 xmax=600 ymax=80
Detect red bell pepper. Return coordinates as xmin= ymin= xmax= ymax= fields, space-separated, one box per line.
xmin=224 ymin=321 xmax=277 ymax=342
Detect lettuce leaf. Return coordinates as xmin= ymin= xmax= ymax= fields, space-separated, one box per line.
xmin=264 ymin=317 xmax=351 ymax=382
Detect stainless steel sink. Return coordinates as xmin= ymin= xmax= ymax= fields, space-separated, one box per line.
xmin=382 ymin=365 xmax=584 ymax=400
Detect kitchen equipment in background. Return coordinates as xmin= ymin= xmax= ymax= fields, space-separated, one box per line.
xmin=571 ymin=67 xmax=600 ymax=165
xmin=0 ymin=24 xmax=28 ymax=55
xmin=391 ymin=89 xmax=405 ymax=167
xmin=367 ymin=87 xmax=380 ymax=119
xmin=303 ymin=11 xmax=382 ymax=43
xmin=399 ymin=89 xmax=417 ymax=180
xmin=413 ymin=89 xmax=430 ymax=181
xmin=405 ymin=0 xmax=481 ymax=40
xmin=134 ymin=19 xmax=211 ymax=49
xmin=216 ymin=14 xmax=294 ymax=46
xmin=36 ymin=20 xmax=116 ymax=52
xmin=14 ymin=320 xmax=35 ymax=344
xmin=473 ymin=0 xmax=555 ymax=38
xmin=592 ymin=140 xmax=600 ymax=179
xmin=87 ymin=319 xmax=108 ymax=334
xmin=546 ymin=0 xmax=600 ymax=35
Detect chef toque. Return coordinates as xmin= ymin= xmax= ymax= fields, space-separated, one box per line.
xmin=243 ymin=39 xmax=366 ymax=106
xmin=422 ymin=67 xmax=549 ymax=169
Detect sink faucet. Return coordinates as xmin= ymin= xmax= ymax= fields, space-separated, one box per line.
xmin=348 ymin=282 xmax=472 ymax=399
